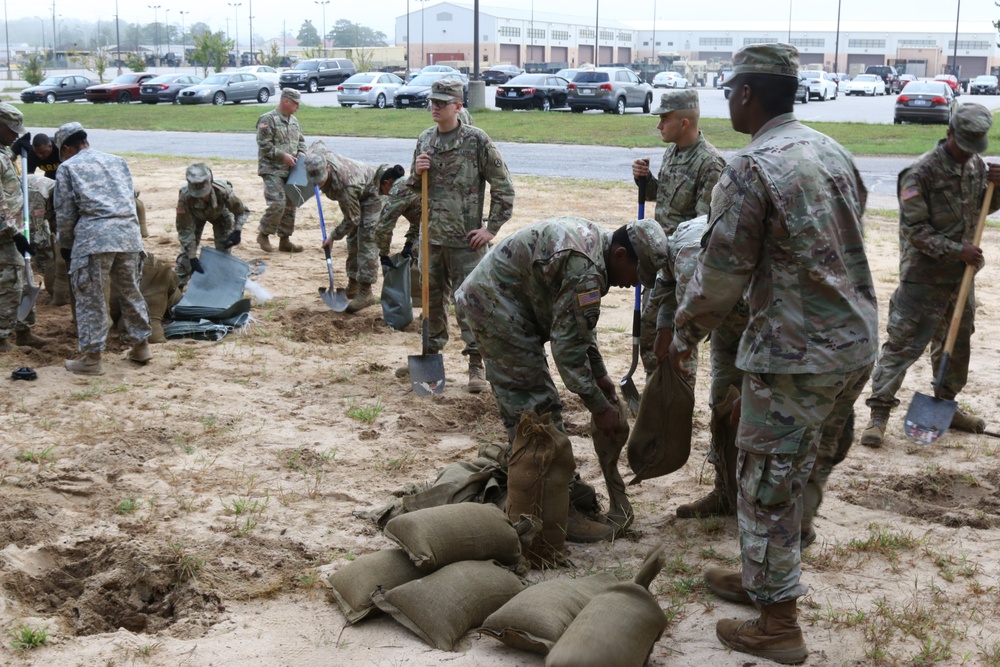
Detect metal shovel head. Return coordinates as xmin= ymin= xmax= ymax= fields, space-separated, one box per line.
xmin=17 ymin=269 xmax=40 ymax=322
xmin=408 ymin=352 xmax=445 ymax=395
xmin=319 ymin=286 xmax=350 ymax=312
xmin=903 ymin=391 xmax=957 ymax=446
xmin=620 ymin=377 xmax=640 ymax=416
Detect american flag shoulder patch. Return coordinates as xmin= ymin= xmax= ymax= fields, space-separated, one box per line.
xmin=901 ymin=187 xmax=920 ymax=201
xmin=577 ymin=290 xmax=600 ymax=307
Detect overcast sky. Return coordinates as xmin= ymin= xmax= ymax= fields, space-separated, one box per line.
xmin=9 ymin=0 xmax=998 ymax=44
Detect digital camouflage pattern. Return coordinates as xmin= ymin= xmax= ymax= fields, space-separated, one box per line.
xmin=175 ymin=178 xmax=249 ymax=285
xmin=0 ymin=145 xmax=24 ymax=267
xmin=256 ymin=107 xmax=306 ymax=236
xmin=639 ymin=132 xmax=724 ymax=236
xmin=27 ymin=175 xmax=55 ymax=277
xmin=375 ymin=179 xmax=420 ymax=256
xmin=71 ymin=253 xmax=151 ymax=353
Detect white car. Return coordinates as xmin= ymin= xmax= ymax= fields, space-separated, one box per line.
xmin=233 ymin=65 xmax=280 ymax=84
xmin=799 ymin=70 xmax=838 ymax=100
xmin=651 ymin=71 xmax=688 ymax=89
xmin=337 ymin=72 xmax=406 ymax=108
xmin=846 ymin=74 xmax=885 ymax=96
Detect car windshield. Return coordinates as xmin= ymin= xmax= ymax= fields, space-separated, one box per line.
xmin=505 ymin=74 xmax=546 ymax=85
xmin=975 ymin=76 xmax=997 ymax=83
xmin=573 ymin=72 xmax=610 ymax=83
xmin=854 ymin=75 xmax=878 ymax=82
xmin=111 ymin=75 xmax=140 ymax=84
xmin=148 ymin=75 xmax=177 ymax=83
xmin=344 ymin=74 xmax=377 ymax=84
xmin=407 ymin=74 xmax=444 ymax=86
xmin=555 ymin=69 xmax=579 ymax=79
xmin=934 ymin=75 xmax=955 ymax=81
xmin=202 ymin=75 xmax=229 ymax=85
xmin=39 ymin=77 xmax=66 ymax=86
xmin=293 ymin=62 xmax=319 ymax=71
xmin=801 ymin=71 xmax=822 ymax=79
xmin=903 ymin=82 xmax=949 ymax=95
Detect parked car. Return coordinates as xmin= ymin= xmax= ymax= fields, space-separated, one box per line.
xmin=651 ymin=71 xmax=688 ymax=89
xmin=178 ymin=73 xmax=275 ymax=105
xmin=933 ymin=74 xmax=961 ymax=95
xmin=337 ymin=72 xmax=405 ymax=108
xmin=234 ymin=65 xmax=280 ymax=84
xmin=835 ymin=73 xmax=851 ymax=93
xmin=799 ymin=70 xmax=838 ymax=100
xmin=567 ymin=67 xmax=653 ymax=115
xmin=845 ymin=74 xmax=885 ymax=96
xmin=795 ymin=75 xmax=809 ymax=104
xmin=970 ymin=75 xmax=998 ymax=95
xmin=279 ymin=58 xmax=356 ymax=93
xmin=85 ymin=73 xmax=156 ymax=103
xmin=495 ymin=73 xmax=571 ymax=111
xmin=20 ymin=75 xmax=93 ymax=103
xmin=139 ymin=74 xmax=203 ymax=104
xmin=898 ymin=74 xmax=918 ymax=90
xmin=894 ymin=81 xmax=957 ymax=125
xmin=715 ymin=70 xmax=733 ymax=88
xmin=555 ymin=67 xmax=589 ymax=81
xmin=393 ymin=72 xmax=469 ymax=108
xmin=864 ymin=65 xmax=901 ymax=94
xmin=418 ymin=65 xmax=461 ymax=76
xmin=481 ymin=65 xmax=523 ymax=85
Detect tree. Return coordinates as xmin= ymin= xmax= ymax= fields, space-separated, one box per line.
xmin=125 ymin=53 xmax=146 ymax=72
xmin=22 ymin=53 xmax=46 ymax=86
xmin=297 ymin=20 xmax=320 ymax=47
xmin=189 ymin=22 xmax=212 ymax=39
xmin=329 ymin=19 xmax=387 ymax=48
xmin=69 ymin=49 xmax=110 ymax=82
xmin=259 ymin=41 xmax=282 ymax=68
xmin=191 ymin=31 xmax=233 ymax=75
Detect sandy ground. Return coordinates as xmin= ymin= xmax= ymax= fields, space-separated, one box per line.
xmin=2 ymin=156 xmax=1000 ymax=667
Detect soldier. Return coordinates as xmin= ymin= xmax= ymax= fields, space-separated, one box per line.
xmin=374 ymin=178 xmax=420 ymax=261
xmin=668 ymin=44 xmax=877 ymax=663
xmin=632 ymin=89 xmax=725 ymax=372
xmin=12 ymin=132 xmax=61 ymax=178
xmin=174 ymin=163 xmax=249 ymax=288
xmin=54 ymin=122 xmax=152 ymax=375
xmin=302 ymin=145 xmax=405 ymax=312
xmin=861 ymin=103 xmax=1000 ymax=447
xmin=403 ymin=76 xmax=515 ymax=394
xmin=256 ymin=88 xmax=307 ymax=253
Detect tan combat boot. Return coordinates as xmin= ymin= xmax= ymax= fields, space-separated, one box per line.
xmin=565 ymin=506 xmax=616 ymax=543
xmin=65 ymin=352 xmax=104 ymax=376
xmin=716 ymin=599 xmax=808 ymax=665
xmin=950 ymin=408 xmax=986 ymax=434
xmin=257 ymin=233 xmax=274 ymax=252
xmin=278 ymin=236 xmax=303 ymax=253
xmin=15 ymin=329 xmax=52 ymax=349
xmin=467 ymin=360 xmax=488 ymax=394
xmin=676 ymin=485 xmax=736 ymax=519
xmin=705 ymin=568 xmax=753 ymax=605
xmin=127 ymin=341 xmax=153 ymax=364
xmin=345 ymin=278 xmax=361 ymax=299
xmin=860 ymin=406 xmax=891 ymax=448
xmin=345 ymin=283 xmax=376 ymax=313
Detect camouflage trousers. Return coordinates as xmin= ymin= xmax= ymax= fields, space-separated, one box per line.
xmin=424 ymin=244 xmax=485 ymax=358
xmin=0 ymin=261 xmax=24 ymax=341
xmin=867 ymin=281 xmax=973 ymax=408
xmin=71 ymin=253 xmax=152 ymax=353
xmin=343 ymin=199 xmax=381 ymax=285
xmin=639 ymin=286 xmax=663 ymax=373
xmin=737 ymin=363 xmax=872 ymax=605
xmin=175 ymin=220 xmax=234 ymax=288
xmin=703 ymin=321 xmax=745 ymax=485
xmin=257 ymin=174 xmax=297 ymax=238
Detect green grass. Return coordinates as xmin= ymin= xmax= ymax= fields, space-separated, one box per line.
xmin=21 ymin=103 xmax=984 ymax=155
xmin=9 ymin=624 xmax=49 ymax=651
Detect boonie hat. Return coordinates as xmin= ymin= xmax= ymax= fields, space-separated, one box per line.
xmin=626 ymin=219 xmax=670 ymax=288
xmin=303 ymin=152 xmax=329 ymax=185
xmin=730 ymin=43 xmax=800 ymax=80
xmin=0 ymin=103 xmax=25 ymax=135
xmin=428 ymin=77 xmax=464 ymax=103
xmin=281 ymin=88 xmax=301 ymax=102
xmin=651 ymin=89 xmax=699 ymax=116
xmin=54 ymin=121 xmax=85 ymax=152
xmin=185 ymin=163 xmax=213 ymax=198
xmin=950 ymin=103 xmax=992 ymax=154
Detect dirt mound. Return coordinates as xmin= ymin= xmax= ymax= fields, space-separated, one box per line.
xmin=275 ymin=307 xmax=393 ymax=344
xmin=0 ymin=499 xmax=57 ymax=547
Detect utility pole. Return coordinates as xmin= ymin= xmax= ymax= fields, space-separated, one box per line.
xmin=179 ymin=10 xmax=188 ymax=66
xmin=228 ymin=2 xmax=242 ymax=64
xmin=594 ymin=0 xmax=599 ymax=66
xmin=314 ymin=1 xmax=329 ymax=58
xmin=951 ymin=0 xmax=961 ymax=77
xmin=165 ymin=8 xmax=170 ymax=58
xmin=249 ymin=0 xmax=253 ymax=62
xmin=114 ymin=0 xmax=121 ymax=74
xmin=147 ymin=4 xmax=160 ymax=61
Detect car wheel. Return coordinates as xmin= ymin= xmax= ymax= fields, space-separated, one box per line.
xmin=117 ymin=91 xmax=131 ymax=104
xmin=308 ymin=79 xmax=318 ymax=93
xmin=642 ymin=94 xmax=651 ymax=114
xmin=257 ymin=88 xmax=270 ymax=103
xmin=894 ymin=118 xmax=902 ymax=124
xmin=213 ymin=91 xmax=226 ymax=105
xmin=821 ymin=89 xmax=828 ymax=101
xmin=570 ymin=107 xmax=584 ymax=113
xmin=342 ymin=103 xmax=353 ymax=108
xmin=539 ymin=96 xmax=551 ymax=112
xmin=375 ymin=93 xmax=386 ymax=109
xmin=45 ymin=92 xmax=56 ymax=104
xmin=614 ymin=97 xmax=626 ymax=115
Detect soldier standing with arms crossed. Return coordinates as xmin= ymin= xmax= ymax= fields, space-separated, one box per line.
xmin=256 ymin=88 xmax=306 ymax=254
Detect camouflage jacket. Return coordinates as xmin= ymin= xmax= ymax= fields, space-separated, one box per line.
xmin=406 ymin=123 xmax=514 ymax=248
xmin=674 ymin=113 xmax=877 ymax=374
xmin=257 ymin=109 xmax=306 ymax=178
xmin=27 ymin=174 xmax=55 ymax=259
xmin=457 ymin=217 xmax=613 ymax=415
xmin=54 ymin=148 xmax=144 ymax=269
xmin=317 ymin=153 xmax=385 ymax=239
xmin=0 ymin=145 xmax=23 ymax=266
xmin=639 ymin=132 xmax=725 ymax=236
xmin=375 ymin=179 xmax=421 ymax=256
xmin=897 ymin=139 xmax=1000 ymax=285
xmin=176 ymin=179 xmax=249 ymax=258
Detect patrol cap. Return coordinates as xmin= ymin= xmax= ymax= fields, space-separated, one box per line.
xmin=185 ymin=163 xmax=214 ymax=198
xmin=626 ymin=219 xmax=670 ymax=288
xmin=428 ymin=77 xmax=464 ymax=103
xmin=950 ymin=103 xmax=992 ymax=154
xmin=651 ymin=89 xmax=699 ymax=116
xmin=730 ymin=42 xmax=800 ymax=80
xmin=303 ymin=151 xmax=329 ymax=185
xmin=0 ymin=103 xmax=25 ymax=135
xmin=281 ymin=87 xmax=301 ymax=102
xmin=54 ymin=121 xmax=85 ymax=152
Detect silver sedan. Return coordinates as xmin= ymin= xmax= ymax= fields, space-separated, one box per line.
xmin=337 ymin=72 xmax=406 ymax=108
xmin=178 ymin=73 xmax=275 ymax=106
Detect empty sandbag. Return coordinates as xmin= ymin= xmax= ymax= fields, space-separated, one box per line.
xmin=627 ymin=363 xmax=695 ymax=484
xmin=384 ymin=503 xmax=521 ymax=571
xmin=372 ymin=560 xmax=528 ymax=651
xmin=589 ymin=396 xmax=634 ymax=535
xmin=478 ymin=572 xmax=619 ymax=655
xmin=325 ymin=549 xmax=424 ymax=624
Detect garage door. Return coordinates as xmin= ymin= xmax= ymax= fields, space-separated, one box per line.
xmin=551 ymin=46 xmax=568 ymax=63
xmin=799 ymin=53 xmax=823 ymax=67
xmin=598 ymin=46 xmax=613 ymax=65
xmin=499 ymin=44 xmax=519 ymax=66
xmin=617 ymin=47 xmax=631 ymax=63
xmin=579 ymin=44 xmax=594 ymax=64
xmin=846 ymin=55 xmax=870 ymax=77
xmin=947 ymin=56 xmax=987 ymax=78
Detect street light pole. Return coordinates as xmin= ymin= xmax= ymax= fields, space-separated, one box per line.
xmin=249 ymin=0 xmax=253 ymax=62
xmin=114 ymin=0 xmax=121 ymax=74
xmin=595 ymin=0 xmax=599 ymax=66
xmin=787 ymin=0 xmax=792 ymax=43
xmin=834 ymin=0 xmax=841 ymax=75
xmin=416 ymin=0 xmax=427 ymax=68
xmin=147 ymin=4 xmax=160 ymax=61
xmin=4 ymin=0 xmax=10 ymax=81
xmin=165 ymin=8 xmax=170 ymax=58
xmin=35 ymin=16 xmax=45 ymax=54
xmin=651 ymin=0 xmax=656 ymax=65
xmin=951 ymin=0 xmax=961 ymax=77
xmin=179 ymin=10 xmax=188 ymax=66
xmin=228 ymin=2 xmax=242 ymax=64
xmin=314 ymin=1 xmax=329 ymax=58
xmin=406 ymin=0 xmax=410 ymax=75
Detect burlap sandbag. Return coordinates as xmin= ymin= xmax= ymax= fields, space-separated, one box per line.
xmin=50 ymin=251 xmax=71 ymax=306
xmin=506 ymin=411 xmax=575 ymax=567
xmin=478 ymin=572 xmax=618 ymax=654
xmin=135 ymin=193 xmax=148 ymax=238
xmin=589 ymin=396 xmax=634 ymax=535
xmin=372 ymin=560 xmax=528 ymax=651
xmin=110 ymin=254 xmax=181 ymax=343
xmin=384 ymin=503 xmax=522 ymax=572
xmin=325 ymin=549 xmax=424 ymax=624
xmin=626 ymin=363 xmax=695 ymax=484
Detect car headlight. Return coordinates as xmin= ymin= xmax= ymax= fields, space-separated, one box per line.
xmin=199 ymin=89 xmax=212 ymax=96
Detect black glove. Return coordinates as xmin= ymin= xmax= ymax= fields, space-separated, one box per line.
xmin=380 ymin=255 xmax=395 ymax=270
xmin=60 ymin=247 xmax=71 ymax=262
xmin=12 ymin=132 xmax=31 ymax=157
xmin=190 ymin=257 xmax=205 ymax=274
xmin=13 ymin=233 xmax=36 ymax=256
xmin=400 ymin=240 xmax=414 ymax=259
xmin=224 ymin=229 xmax=242 ymax=248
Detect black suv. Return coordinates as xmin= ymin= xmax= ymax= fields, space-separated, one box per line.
xmin=280 ymin=58 xmax=357 ymax=93
xmin=864 ymin=66 xmax=901 ymax=94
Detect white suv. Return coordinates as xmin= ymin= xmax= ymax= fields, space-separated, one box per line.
xmin=799 ymin=70 xmax=838 ymax=101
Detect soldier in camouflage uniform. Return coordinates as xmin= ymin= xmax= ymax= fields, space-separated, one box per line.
xmin=27 ymin=174 xmax=56 ymax=280
xmin=668 ymin=44 xmax=877 ymax=664
xmin=862 ymin=104 xmax=1000 ymax=448
xmin=404 ymin=77 xmax=515 ymax=393
xmin=374 ymin=179 xmax=420 ymax=260
xmin=174 ymin=163 xmax=249 ymax=288
xmin=632 ymin=90 xmax=725 ymax=372
xmin=256 ymin=88 xmax=307 ymax=253
xmin=54 ymin=122 xmax=152 ymax=375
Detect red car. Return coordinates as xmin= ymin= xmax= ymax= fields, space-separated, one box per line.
xmin=85 ymin=73 xmax=156 ymax=103
xmin=933 ymin=74 xmax=960 ymax=94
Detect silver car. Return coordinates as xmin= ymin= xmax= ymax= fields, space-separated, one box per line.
xmin=337 ymin=72 xmax=405 ymax=108
xmin=177 ymin=73 xmax=275 ymax=105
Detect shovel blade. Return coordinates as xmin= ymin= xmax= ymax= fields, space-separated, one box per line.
xmin=17 ymin=283 xmax=40 ymax=321
xmin=408 ymin=353 xmax=445 ymax=396
xmin=620 ymin=378 xmax=640 ymax=417
xmin=904 ymin=392 xmax=957 ymax=446
xmin=319 ymin=287 xmax=349 ymax=312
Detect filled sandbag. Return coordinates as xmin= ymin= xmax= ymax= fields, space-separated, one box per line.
xmin=380 ymin=252 xmax=413 ymax=331
xmin=325 ymin=549 xmax=424 ymax=624
xmin=627 ymin=363 xmax=695 ymax=484
xmin=478 ymin=572 xmax=619 ymax=654
xmin=589 ymin=396 xmax=634 ymax=535
xmin=384 ymin=503 xmax=521 ymax=571
xmin=372 ymin=560 xmax=527 ymax=651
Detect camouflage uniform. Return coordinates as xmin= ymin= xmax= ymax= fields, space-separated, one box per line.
xmin=866 ymin=139 xmax=1000 ymax=410
xmin=27 ymin=175 xmax=56 ymax=279
xmin=374 ymin=179 xmax=420 ymax=256
xmin=674 ymin=112 xmax=877 ymax=606
xmin=256 ymin=107 xmax=306 ymax=238
xmin=407 ymin=118 xmax=514 ymax=362
xmin=0 ymin=144 xmax=24 ymax=345
xmin=175 ymin=178 xmax=249 ymax=286
xmin=55 ymin=147 xmax=151 ymax=353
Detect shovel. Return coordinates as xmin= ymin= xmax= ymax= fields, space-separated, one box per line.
xmin=407 ymin=172 xmax=445 ymax=396
xmin=904 ymin=182 xmax=994 ymax=445
xmin=17 ymin=147 xmax=40 ymax=321
xmin=314 ymin=184 xmax=349 ymax=312
xmin=619 ymin=177 xmax=647 ymax=415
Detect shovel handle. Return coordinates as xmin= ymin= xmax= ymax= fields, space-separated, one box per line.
xmin=315 ymin=184 xmax=329 ymax=242
xmin=637 ymin=176 xmax=647 ymax=221
xmin=421 ymin=171 xmax=430 ymax=315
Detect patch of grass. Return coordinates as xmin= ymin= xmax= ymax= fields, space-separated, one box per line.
xmin=220 ymin=493 xmax=269 ymax=536
xmin=169 ymin=543 xmax=205 ymax=582
xmin=374 ymin=451 xmax=415 ymax=474
xmin=347 ymin=398 xmax=384 ymax=424
xmin=116 ymin=496 xmax=143 ymax=515
xmin=295 ymin=569 xmax=319 ymax=588
xmin=9 ymin=624 xmax=49 ymax=651
xmin=71 ymin=381 xmax=130 ymax=400
xmin=14 ymin=445 xmax=56 ymax=464
xmin=846 ymin=524 xmax=917 ymax=563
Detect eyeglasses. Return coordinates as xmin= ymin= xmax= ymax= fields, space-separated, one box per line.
xmin=430 ymin=99 xmax=456 ymax=109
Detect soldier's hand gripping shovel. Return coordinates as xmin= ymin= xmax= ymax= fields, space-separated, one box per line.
xmin=407 ymin=172 xmax=445 ymax=395
xmin=619 ymin=177 xmax=646 ymax=415
xmin=17 ymin=146 xmax=40 ymax=321
xmin=904 ymin=182 xmax=994 ymax=445
xmin=315 ymin=184 xmax=349 ymax=312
